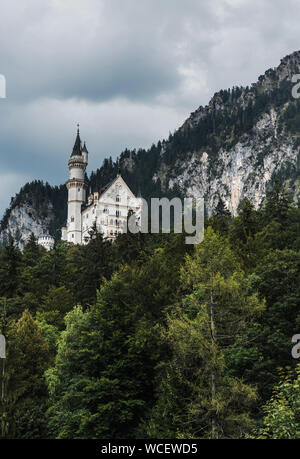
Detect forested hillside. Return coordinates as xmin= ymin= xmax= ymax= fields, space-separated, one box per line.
xmin=0 ymin=183 xmax=299 ymax=439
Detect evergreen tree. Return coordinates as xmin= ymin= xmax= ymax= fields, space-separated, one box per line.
xmin=229 ymin=198 xmax=263 ymax=270
xmin=257 ymin=366 xmax=300 ymax=439
xmin=264 ymin=179 xmax=292 ymax=223
xmin=148 ymin=228 xmax=264 ymax=438
xmin=0 ymin=310 xmax=51 ymax=438
xmin=240 ymin=249 xmax=300 ymax=400
xmin=37 ymin=286 xmax=74 ymax=329
xmin=0 ymin=237 xmax=21 ymax=298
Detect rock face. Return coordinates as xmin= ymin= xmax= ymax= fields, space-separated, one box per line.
xmin=167 ymin=109 xmax=300 ymax=216
xmin=2 ymin=50 xmax=300 ymax=246
xmin=0 ymin=181 xmax=65 ymax=249
xmin=0 ymin=200 xmax=54 ymax=249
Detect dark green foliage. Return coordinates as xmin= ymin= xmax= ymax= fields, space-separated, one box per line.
xmin=0 ymin=237 xmax=22 ymax=298
xmin=0 ymin=182 xmax=299 ymax=438
xmin=240 ymin=250 xmax=300 ymax=400
xmin=0 ymin=309 xmax=52 ymax=438
xmin=257 ymin=366 xmax=300 ymax=438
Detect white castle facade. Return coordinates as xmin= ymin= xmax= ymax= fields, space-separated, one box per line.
xmin=61 ymin=128 xmax=142 ymax=244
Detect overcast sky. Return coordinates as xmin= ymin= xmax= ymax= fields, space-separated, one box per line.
xmin=0 ymin=0 xmax=300 ymax=217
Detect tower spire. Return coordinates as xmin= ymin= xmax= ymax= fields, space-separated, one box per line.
xmin=71 ymin=124 xmax=82 ymax=156
xmin=82 ymin=141 xmax=88 ymax=153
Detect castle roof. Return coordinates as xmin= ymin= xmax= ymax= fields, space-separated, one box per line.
xmin=82 ymin=141 xmax=88 ymax=153
xmin=71 ymin=126 xmax=82 ymax=157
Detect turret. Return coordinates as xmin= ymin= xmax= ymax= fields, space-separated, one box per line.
xmin=38 ymin=234 xmax=55 ymax=251
xmin=82 ymin=141 xmax=89 ymax=166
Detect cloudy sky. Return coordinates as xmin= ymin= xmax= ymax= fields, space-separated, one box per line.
xmin=0 ymin=0 xmax=299 ymax=217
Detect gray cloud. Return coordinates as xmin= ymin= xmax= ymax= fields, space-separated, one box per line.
xmin=0 ymin=0 xmax=300 ymax=216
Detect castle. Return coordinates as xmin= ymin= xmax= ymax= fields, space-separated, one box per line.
xmin=60 ymin=127 xmax=142 ymax=244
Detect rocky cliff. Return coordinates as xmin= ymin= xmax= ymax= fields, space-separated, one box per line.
xmin=164 ymin=107 xmax=300 ymax=215
xmin=0 ymin=181 xmax=67 ymax=249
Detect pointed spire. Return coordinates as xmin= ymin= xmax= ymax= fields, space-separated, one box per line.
xmin=82 ymin=141 xmax=88 ymax=153
xmin=71 ymin=124 xmax=82 ymax=156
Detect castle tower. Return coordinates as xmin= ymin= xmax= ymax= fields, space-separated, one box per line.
xmin=66 ymin=126 xmax=88 ymax=244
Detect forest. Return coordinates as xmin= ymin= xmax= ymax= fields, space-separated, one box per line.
xmin=0 ymin=181 xmax=300 ymax=439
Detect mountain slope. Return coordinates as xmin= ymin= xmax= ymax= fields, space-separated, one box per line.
xmin=155 ymin=52 xmax=300 ymax=211
xmin=2 ymin=50 xmax=300 ymax=247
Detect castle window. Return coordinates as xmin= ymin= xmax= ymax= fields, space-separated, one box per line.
xmin=116 ymin=210 xmax=120 ymax=217
xmin=86 ymin=214 xmax=89 ymax=219
xmin=72 ymin=234 xmax=74 ymax=238
xmin=110 ymin=219 xmax=113 ymax=225
xmin=116 ymin=195 xmax=120 ymax=202
xmin=71 ymin=216 xmax=74 ymax=222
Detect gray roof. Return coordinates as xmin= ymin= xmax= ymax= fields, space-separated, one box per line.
xmin=82 ymin=141 xmax=88 ymax=153
xmin=71 ymin=128 xmax=82 ymax=157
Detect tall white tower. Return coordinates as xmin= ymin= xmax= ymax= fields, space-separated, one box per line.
xmin=66 ymin=126 xmax=88 ymax=244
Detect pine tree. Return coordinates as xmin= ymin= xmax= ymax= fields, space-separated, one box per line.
xmin=148 ymin=228 xmax=264 ymax=438
xmin=0 ymin=310 xmax=51 ymax=438
xmin=0 ymin=237 xmax=21 ymax=298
